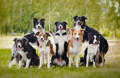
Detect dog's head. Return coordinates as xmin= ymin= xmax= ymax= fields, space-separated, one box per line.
xmin=33 ymin=18 xmax=45 ymax=33
xmin=70 ymin=29 xmax=84 ymax=41
xmin=13 ymin=38 xmax=29 ymax=51
xmin=55 ymin=21 xmax=68 ymax=31
xmin=88 ymin=33 xmax=100 ymax=45
xmin=73 ymin=16 xmax=87 ymax=26
xmin=35 ymin=32 xmax=50 ymax=42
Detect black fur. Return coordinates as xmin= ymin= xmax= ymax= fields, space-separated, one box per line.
xmin=73 ymin=16 xmax=109 ymax=64
xmin=15 ymin=38 xmax=39 ymax=67
xmin=55 ymin=21 xmax=68 ymax=31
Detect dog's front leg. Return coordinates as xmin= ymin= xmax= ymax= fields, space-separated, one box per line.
xmin=9 ymin=56 xmax=17 ymax=68
xmin=68 ymin=56 xmax=72 ymax=67
xmin=93 ymin=58 xmax=96 ymax=68
xmin=75 ymin=55 xmax=80 ymax=68
xmin=18 ymin=59 xmax=23 ymax=69
xmin=25 ymin=59 xmax=31 ymax=68
xmin=86 ymin=55 xmax=89 ymax=67
xmin=47 ymin=53 xmax=51 ymax=68
xmin=39 ymin=53 xmax=43 ymax=68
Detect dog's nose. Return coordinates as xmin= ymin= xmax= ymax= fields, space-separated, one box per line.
xmin=78 ymin=21 xmax=81 ymax=25
xmin=18 ymin=45 xmax=21 ymax=48
xmin=38 ymin=26 xmax=41 ymax=29
xmin=41 ymin=38 xmax=44 ymax=41
xmin=76 ymin=37 xmax=79 ymax=40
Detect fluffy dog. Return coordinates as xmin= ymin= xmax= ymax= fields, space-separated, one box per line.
xmin=36 ymin=32 xmax=55 ymax=68
xmin=73 ymin=16 xmax=109 ymax=66
xmin=85 ymin=33 xmax=100 ymax=67
xmin=9 ymin=37 xmax=39 ymax=68
xmin=68 ymin=29 xmax=84 ymax=67
xmin=51 ymin=21 xmax=69 ymax=66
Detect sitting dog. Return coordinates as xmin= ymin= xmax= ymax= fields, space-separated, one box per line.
xmin=36 ymin=32 xmax=55 ymax=68
xmin=73 ymin=16 xmax=109 ymax=66
xmin=9 ymin=37 xmax=39 ymax=68
xmin=9 ymin=18 xmax=45 ymax=68
xmin=51 ymin=21 xmax=69 ymax=66
xmin=85 ymin=33 xmax=100 ymax=68
xmin=68 ymin=29 xmax=84 ymax=67
xmin=24 ymin=18 xmax=45 ymax=46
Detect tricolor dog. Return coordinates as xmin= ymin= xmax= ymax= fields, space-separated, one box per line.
xmin=9 ymin=38 xmax=39 ymax=68
xmin=73 ymin=16 xmax=109 ymax=66
xmin=68 ymin=29 xmax=84 ymax=67
xmin=85 ymin=33 xmax=100 ymax=67
xmin=51 ymin=21 xmax=69 ymax=66
xmin=36 ymin=32 xmax=55 ymax=68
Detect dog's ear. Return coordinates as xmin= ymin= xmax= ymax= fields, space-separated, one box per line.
xmin=46 ymin=32 xmax=50 ymax=37
xmin=40 ymin=18 xmax=45 ymax=22
xmin=35 ymin=32 xmax=40 ymax=36
xmin=55 ymin=21 xmax=58 ymax=26
xmin=82 ymin=16 xmax=87 ymax=20
xmin=33 ymin=18 xmax=38 ymax=24
xmin=69 ymin=28 xmax=74 ymax=35
xmin=73 ymin=16 xmax=78 ymax=21
xmin=80 ymin=29 xmax=85 ymax=35
xmin=63 ymin=21 xmax=68 ymax=26
xmin=22 ymin=38 xmax=28 ymax=45
xmin=13 ymin=38 xmax=17 ymax=42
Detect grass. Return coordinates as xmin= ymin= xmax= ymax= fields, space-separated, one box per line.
xmin=0 ymin=41 xmax=120 ymax=78
xmin=0 ymin=36 xmax=120 ymax=78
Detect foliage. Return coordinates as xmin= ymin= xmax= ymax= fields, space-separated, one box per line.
xmin=0 ymin=0 xmax=120 ymax=38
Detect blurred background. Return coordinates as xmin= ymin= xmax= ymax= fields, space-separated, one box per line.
xmin=0 ymin=0 xmax=120 ymax=38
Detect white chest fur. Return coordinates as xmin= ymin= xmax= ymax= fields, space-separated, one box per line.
xmin=18 ymin=50 xmax=27 ymax=60
xmin=69 ymin=40 xmax=82 ymax=54
xmin=54 ymin=30 xmax=68 ymax=55
xmin=87 ymin=44 xmax=99 ymax=56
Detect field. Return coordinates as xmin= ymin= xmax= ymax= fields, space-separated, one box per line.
xmin=0 ymin=36 xmax=120 ymax=78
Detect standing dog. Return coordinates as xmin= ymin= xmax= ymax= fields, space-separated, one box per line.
xmin=9 ymin=37 xmax=39 ymax=68
xmin=85 ymin=33 xmax=100 ymax=67
xmin=73 ymin=16 xmax=109 ymax=66
xmin=51 ymin=21 xmax=69 ymax=66
xmin=68 ymin=29 xmax=84 ymax=67
xmin=36 ymin=32 xmax=55 ymax=68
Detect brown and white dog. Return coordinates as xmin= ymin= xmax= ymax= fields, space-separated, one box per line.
xmin=36 ymin=32 xmax=55 ymax=68
xmin=68 ymin=29 xmax=84 ymax=67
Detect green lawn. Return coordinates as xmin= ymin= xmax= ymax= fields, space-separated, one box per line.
xmin=0 ymin=45 xmax=120 ymax=78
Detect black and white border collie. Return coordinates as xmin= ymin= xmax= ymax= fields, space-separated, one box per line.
xmin=9 ymin=37 xmax=39 ymax=68
xmin=85 ymin=33 xmax=100 ymax=67
xmin=73 ymin=16 xmax=109 ymax=66
xmin=51 ymin=21 xmax=69 ymax=66
xmin=24 ymin=18 xmax=45 ymax=46
xmin=9 ymin=18 xmax=45 ymax=68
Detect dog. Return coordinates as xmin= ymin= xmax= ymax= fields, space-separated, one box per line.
xmin=73 ymin=16 xmax=109 ymax=66
xmin=9 ymin=37 xmax=39 ymax=68
xmin=9 ymin=18 xmax=45 ymax=68
xmin=24 ymin=18 xmax=45 ymax=46
xmin=35 ymin=32 xmax=55 ymax=68
xmin=85 ymin=33 xmax=100 ymax=68
xmin=68 ymin=29 xmax=84 ymax=67
xmin=51 ymin=21 xmax=69 ymax=66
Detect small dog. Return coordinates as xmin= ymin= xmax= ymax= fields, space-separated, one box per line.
xmin=73 ymin=16 xmax=109 ymax=66
xmin=85 ymin=33 xmax=100 ymax=67
xmin=9 ymin=37 xmax=39 ymax=68
xmin=51 ymin=21 xmax=69 ymax=66
xmin=36 ymin=32 xmax=55 ymax=68
xmin=68 ymin=29 xmax=84 ymax=67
